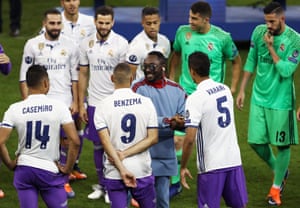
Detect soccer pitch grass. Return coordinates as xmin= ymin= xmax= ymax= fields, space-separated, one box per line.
xmin=0 ymin=0 xmax=300 ymax=207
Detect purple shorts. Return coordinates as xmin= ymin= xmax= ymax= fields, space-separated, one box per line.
xmin=84 ymin=105 xmax=101 ymax=143
xmin=14 ymin=165 xmax=67 ymax=208
xmin=197 ymin=166 xmax=248 ymax=208
xmin=104 ymin=175 xmax=156 ymax=208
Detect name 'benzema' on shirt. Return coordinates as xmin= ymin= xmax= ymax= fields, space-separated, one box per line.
xmin=114 ymin=98 xmax=142 ymax=107
xmin=206 ymin=84 xmax=225 ymax=95
xmin=22 ymin=104 xmax=53 ymax=114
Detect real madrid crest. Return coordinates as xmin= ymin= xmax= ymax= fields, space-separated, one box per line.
xmin=108 ymin=49 xmax=113 ymax=57
xmin=61 ymin=49 xmax=66 ymax=56
xmin=89 ymin=40 xmax=94 ymax=48
xmin=38 ymin=42 xmax=44 ymax=55
xmin=81 ymin=29 xmax=86 ymax=37
xmin=185 ymin=32 xmax=192 ymax=44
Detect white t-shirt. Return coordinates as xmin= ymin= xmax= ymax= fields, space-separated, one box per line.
xmin=185 ymin=79 xmax=242 ymax=174
xmin=61 ymin=11 xmax=95 ymax=45
xmin=79 ymin=31 xmax=128 ymax=106
xmin=126 ymin=30 xmax=171 ymax=80
xmin=19 ymin=34 xmax=79 ymax=106
xmin=1 ymin=94 xmax=74 ymax=173
xmin=94 ymin=88 xmax=158 ymax=179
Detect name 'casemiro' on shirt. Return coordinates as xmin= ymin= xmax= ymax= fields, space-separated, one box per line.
xmin=114 ymin=98 xmax=142 ymax=107
xmin=22 ymin=105 xmax=53 ymax=114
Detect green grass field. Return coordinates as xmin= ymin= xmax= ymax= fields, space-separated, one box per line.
xmin=0 ymin=0 xmax=300 ymax=207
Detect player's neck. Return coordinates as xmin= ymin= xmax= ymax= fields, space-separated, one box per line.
xmin=64 ymin=11 xmax=79 ymax=23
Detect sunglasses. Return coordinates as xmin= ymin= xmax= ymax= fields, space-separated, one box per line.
xmin=142 ymin=63 xmax=160 ymax=72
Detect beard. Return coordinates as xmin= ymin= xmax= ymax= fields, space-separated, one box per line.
xmin=46 ymin=29 xmax=60 ymax=40
xmin=97 ymin=29 xmax=111 ymax=40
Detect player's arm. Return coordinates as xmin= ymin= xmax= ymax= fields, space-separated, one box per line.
xmin=180 ymin=126 xmax=196 ymax=190
xmin=168 ymin=51 xmax=181 ymax=81
xmin=118 ymin=128 xmax=158 ymax=160
xmin=264 ymin=33 xmax=299 ymax=77
xmin=0 ymin=127 xmax=16 ymax=170
xmin=98 ymin=128 xmax=137 ymax=188
xmin=236 ymin=71 xmax=252 ymax=110
xmin=70 ymin=81 xmax=78 ymax=115
xmin=60 ymin=122 xmax=80 ymax=174
xmin=78 ymin=65 xmax=89 ymax=122
xmin=230 ymin=54 xmax=242 ymax=94
xmin=297 ymin=107 xmax=300 ymax=121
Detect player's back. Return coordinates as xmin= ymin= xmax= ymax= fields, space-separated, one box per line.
xmin=3 ymin=94 xmax=73 ymax=173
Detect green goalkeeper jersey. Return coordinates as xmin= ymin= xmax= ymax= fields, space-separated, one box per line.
xmin=245 ymin=24 xmax=300 ymax=110
xmin=173 ymin=24 xmax=239 ymax=95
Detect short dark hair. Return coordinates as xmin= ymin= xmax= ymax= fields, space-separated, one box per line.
xmin=26 ymin=65 xmax=48 ymax=88
xmin=95 ymin=5 xmax=114 ymax=20
xmin=113 ymin=63 xmax=132 ymax=85
xmin=43 ymin=8 xmax=61 ymax=20
xmin=142 ymin=7 xmax=159 ymax=17
xmin=263 ymin=2 xmax=284 ymax=15
xmin=188 ymin=51 xmax=210 ymax=77
xmin=147 ymin=51 xmax=167 ymax=66
xmin=190 ymin=1 xmax=212 ymax=18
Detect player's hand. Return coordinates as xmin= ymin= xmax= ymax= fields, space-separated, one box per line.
xmin=79 ymin=106 xmax=88 ymax=123
xmin=0 ymin=53 xmax=10 ymax=64
xmin=57 ymin=163 xmax=71 ymax=175
xmin=121 ymin=170 xmax=137 ymax=188
xmin=236 ymin=91 xmax=245 ymax=110
xmin=7 ymin=158 xmax=17 ymax=171
xmin=170 ymin=114 xmax=185 ymax=130
xmin=70 ymin=101 xmax=78 ymax=115
xmin=297 ymin=107 xmax=300 ymax=121
xmin=180 ymin=167 xmax=193 ymax=190
xmin=264 ymin=31 xmax=274 ymax=47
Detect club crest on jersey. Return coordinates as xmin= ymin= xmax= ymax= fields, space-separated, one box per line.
xmin=108 ymin=49 xmax=113 ymax=57
xmin=80 ymin=29 xmax=86 ymax=37
xmin=38 ymin=42 xmax=44 ymax=55
xmin=25 ymin=56 xmax=33 ymax=64
xmin=185 ymin=32 xmax=192 ymax=44
xmin=89 ymin=40 xmax=94 ymax=48
xmin=292 ymin=50 xmax=299 ymax=58
xmin=145 ymin=43 xmax=150 ymax=50
xmin=279 ymin=44 xmax=285 ymax=51
xmin=208 ymin=43 xmax=214 ymax=51
xmin=61 ymin=49 xmax=66 ymax=56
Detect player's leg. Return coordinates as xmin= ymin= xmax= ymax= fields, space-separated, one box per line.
xmin=86 ymin=106 xmax=109 ymax=203
xmin=266 ymin=108 xmax=298 ymax=205
xmin=222 ymin=166 xmax=248 ymax=208
xmin=132 ymin=176 xmax=156 ymax=208
xmin=169 ymin=131 xmax=184 ymax=199
xmin=197 ymin=171 xmax=223 ymax=208
xmin=155 ymin=176 xmax=170 ymax=208
xmin=105 ymin=178 xmax=128 ymax=208
xmin=13 ymin=166 xmax=39 ymax=208
xmin=248 ymin=104 xmax=276 ymax=169
xmin=39 ymin=172 xmax=67 ymax=208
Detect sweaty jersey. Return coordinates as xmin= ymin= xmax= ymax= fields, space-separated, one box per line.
xmin=1 ymin=94 xmax=74 ymax=173
xmin=126 ymin=30 xmax=171 ymax=81
xmin=19 ymin=34 xmax=79 ymax=106
xmin=94 ymin=88 xmax=158 ymax=179
xmin=173 ymin=25 xmax=239 ymax=95
xmin=245 ymin=24 xmax=300 ymax=110
xmin=185 ymin=79 xmax=242 ymax=174
xmin=79 ymin=31 xmax=128 ymax=106
xmin=61 ymin=11 xmax=95 ymax=45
